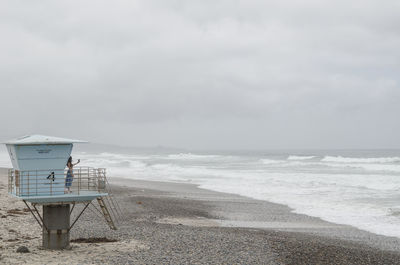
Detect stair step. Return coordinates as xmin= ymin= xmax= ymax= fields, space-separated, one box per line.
xmin=97 ymin=197 xmax=117 ymax=230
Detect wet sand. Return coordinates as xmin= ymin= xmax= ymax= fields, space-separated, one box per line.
xmin=2 ymin=168 xmax=400 ymax=264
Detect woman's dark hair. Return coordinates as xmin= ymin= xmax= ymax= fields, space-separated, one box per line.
xmin=67 ymin=156 xmax=72 ymax=166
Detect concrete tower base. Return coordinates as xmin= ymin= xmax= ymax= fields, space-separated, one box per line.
xmin=42 ymin=204 xmax=70 ymax=249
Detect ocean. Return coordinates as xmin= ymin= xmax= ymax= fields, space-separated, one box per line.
xmin=1 ymin=147 xmax=400 ymax=238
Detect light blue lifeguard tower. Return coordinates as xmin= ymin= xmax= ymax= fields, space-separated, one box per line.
xmin=4 ymin=135 xmax=121 ymax=249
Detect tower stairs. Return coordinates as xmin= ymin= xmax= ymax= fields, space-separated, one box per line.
xmin=93 ymin=168 xmax=123 ymax=230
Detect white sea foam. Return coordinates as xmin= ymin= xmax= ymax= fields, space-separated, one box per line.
xmin=321 ymin=156 xmax=400 ymax=164
xmin=167 ymin=153 xmax=222 ymax=160
xmin=287 ymin=155 xmax=316 ymax=160
xmin=260 ymin=159 xmax=284 ymax=165
xmin=323 ymin=162 xmax=400 ymax=173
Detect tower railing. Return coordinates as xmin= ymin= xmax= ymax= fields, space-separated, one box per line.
xmin=8 ymin=167 xmax=108 ymax=197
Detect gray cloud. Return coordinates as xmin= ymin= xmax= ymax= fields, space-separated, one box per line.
xmin=0 ymin=0 xmax=399 ymax=149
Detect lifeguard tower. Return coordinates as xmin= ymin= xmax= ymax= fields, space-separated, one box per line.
xmin=4 ymin=135 xmax=121 ymax=249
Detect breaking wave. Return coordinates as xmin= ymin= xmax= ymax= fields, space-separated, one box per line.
xmin=287 ymin=155 xmax=316 ymax=160
xmin=167 ymin=153 xmax=223 ymax=160
xmin=321 ymin=156 xmax=400 ymax=164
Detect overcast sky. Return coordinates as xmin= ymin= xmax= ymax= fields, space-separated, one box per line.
xmin=0 ymin=0 xmax=399 ymax=150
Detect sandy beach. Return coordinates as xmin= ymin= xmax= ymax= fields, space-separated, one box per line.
xmin=2 ymin=167 xmax=400 ymax=264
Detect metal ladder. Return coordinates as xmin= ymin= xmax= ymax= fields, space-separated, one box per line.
xmin=97 ymin=197 xmax=117 ymax=230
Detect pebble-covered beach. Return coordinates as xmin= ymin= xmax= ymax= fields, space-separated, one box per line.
xmin=2 ymin=169 xmax=400 ymax=264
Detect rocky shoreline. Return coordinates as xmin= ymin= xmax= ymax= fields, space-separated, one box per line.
xmin=2 ymin=169 xmax=400 ymax=264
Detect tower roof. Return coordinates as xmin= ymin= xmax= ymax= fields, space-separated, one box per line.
xmin=3 ymin=135 xmax=88 ymax=145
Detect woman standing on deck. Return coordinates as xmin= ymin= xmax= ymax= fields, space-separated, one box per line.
xmin=65 ymin=156 xmax=80 ymax=194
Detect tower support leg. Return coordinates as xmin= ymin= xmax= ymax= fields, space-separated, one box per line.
xmin=42 ymin=204 xmax=70 ymax=249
